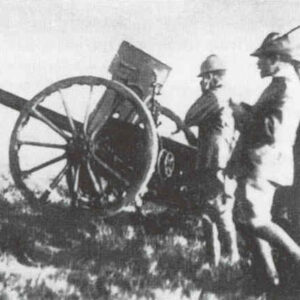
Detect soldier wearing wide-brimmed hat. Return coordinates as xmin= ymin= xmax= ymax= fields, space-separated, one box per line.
xmin=185 ymin=54 xmax=240 ymax=267
xmin=231 ymin=26 xmax=300 ymax=285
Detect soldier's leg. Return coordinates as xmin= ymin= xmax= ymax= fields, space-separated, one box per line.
xmin=202 ymin=214 xmax=221 ymax=267
xmin=216 ymin=177 xmax=240 ymax=264
xmin=253 ymin=221 xmax=300 ymax=261
xmin=217 ymin=206 xmax=240 ymax=263
xmin=255 ymin=238 xmax=279 ymax=285
xmin=244 ymin=178 xmax=300 ymax=262
xmin=237 ymin=178 xmax=279 ymax=284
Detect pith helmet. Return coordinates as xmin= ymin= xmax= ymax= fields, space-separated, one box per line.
xmin=251 ymin=25 xmax=300 ymax=60
xmin=197 ymin=54 xmax=226 ymax=77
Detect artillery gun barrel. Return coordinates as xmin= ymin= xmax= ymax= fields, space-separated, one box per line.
xmin=0 ymin=88 xmax=82 ymax=133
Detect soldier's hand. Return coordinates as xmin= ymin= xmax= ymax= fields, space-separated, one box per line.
xmin=216 ymin=169 xmax=225 ymax=183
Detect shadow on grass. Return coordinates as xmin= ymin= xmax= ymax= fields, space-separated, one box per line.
xmin=0 ymin=194 xmax=205 ymax=299
xmin=0 ymin=181 xmax=299 ymax=299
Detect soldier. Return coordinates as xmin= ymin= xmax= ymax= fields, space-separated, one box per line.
xmin=185 ymin=55 xmax=240 ymax=266
xmin=230 ymin=26 xmax=300 ymax=285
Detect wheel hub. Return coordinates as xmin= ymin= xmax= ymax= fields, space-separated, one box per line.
xmin=66 ymin=135 xmax=92 ymax=163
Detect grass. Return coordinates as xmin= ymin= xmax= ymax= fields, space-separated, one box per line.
xmin=0 ymin=174 xmax=299 ymax=299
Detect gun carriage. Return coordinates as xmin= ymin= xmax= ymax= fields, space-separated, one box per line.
xmin=0 ymin=41 xmax=214 ymax=217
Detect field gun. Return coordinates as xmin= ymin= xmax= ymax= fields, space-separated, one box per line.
xmin=0 ymin=41 xmax=204 ymax=217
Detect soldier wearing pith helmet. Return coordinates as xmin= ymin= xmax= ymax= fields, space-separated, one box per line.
xmin=231 ymin=26 xmax=300 ymax=285
xmin=197 ymin=54 xmax=226 ymax=93
xmin=185 ymin=54 xmax=239 ymax=267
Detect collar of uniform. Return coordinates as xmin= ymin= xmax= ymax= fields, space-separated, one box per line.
xmin=273 ymin=64 xmax=298 ymax=81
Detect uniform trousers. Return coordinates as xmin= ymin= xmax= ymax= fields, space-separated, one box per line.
xmin=235 ymin=175 xmax=277 ymax=224
xmin=201 ymin=175 xmax=239 ymax=265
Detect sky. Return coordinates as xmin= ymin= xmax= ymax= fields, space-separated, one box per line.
xmin=0 ymin=0 xmax=299 ymax=168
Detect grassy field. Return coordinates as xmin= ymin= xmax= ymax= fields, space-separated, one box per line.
xmin=0 ymin=174 xmax=299 ymax=299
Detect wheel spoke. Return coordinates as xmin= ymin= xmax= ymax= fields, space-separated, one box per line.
xmin=73 ymin=163 xmax=81 ymax=195
xmin=93 ymin=154 xmax=129 ymax=187
xmin=39 ymin=162 xmax=70 ymax=203
xmin=86 ymin=159 xmax=103 ymax=194
xmin=58 ymin=89 xmax=77 ymax=136
xmin=83 ymin=85 xmax=93 ymax=135
xmin=89 ymin=90 xmax=121 ymax=139
xmin=31 ymin=108 xmax=70 ymax=140
xmin=17 ymin=140 xmax=66 ymax=149
xmin=21 ymin=153 xmax=66 ymax=176
xmin=124 ymin=107 xmax=137 ymax=123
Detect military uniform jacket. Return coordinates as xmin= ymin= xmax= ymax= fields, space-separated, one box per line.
xmin=185 ymin=86 xmax=237 ymax=172
xmin=231 ymin=66 xmax=300 ymax=186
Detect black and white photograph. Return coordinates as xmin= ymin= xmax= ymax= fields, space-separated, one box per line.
xmin=0 ymin=0 xmax=300 ymax=299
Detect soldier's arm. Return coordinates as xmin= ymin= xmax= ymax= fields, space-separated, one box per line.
xmin=185 ymin=95 xmax=219 ymax=127
xmin=230 ymin=101 xmax=254 ymax=132
xmin=260 ymin=85 xmax=286 ymax=145
xmin=184 ymin=99 xmax=202 ymax=127
xmin=159 ymin=105 xmax=197 ymax=146
xmin=263 ymin=103 xmax=284 ymax=144
xmin=254 ymin=78 xmax=287 ymax=145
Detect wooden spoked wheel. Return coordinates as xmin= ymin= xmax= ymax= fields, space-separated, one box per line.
xmin=9 ymin=76 xmax=158 ymax=217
